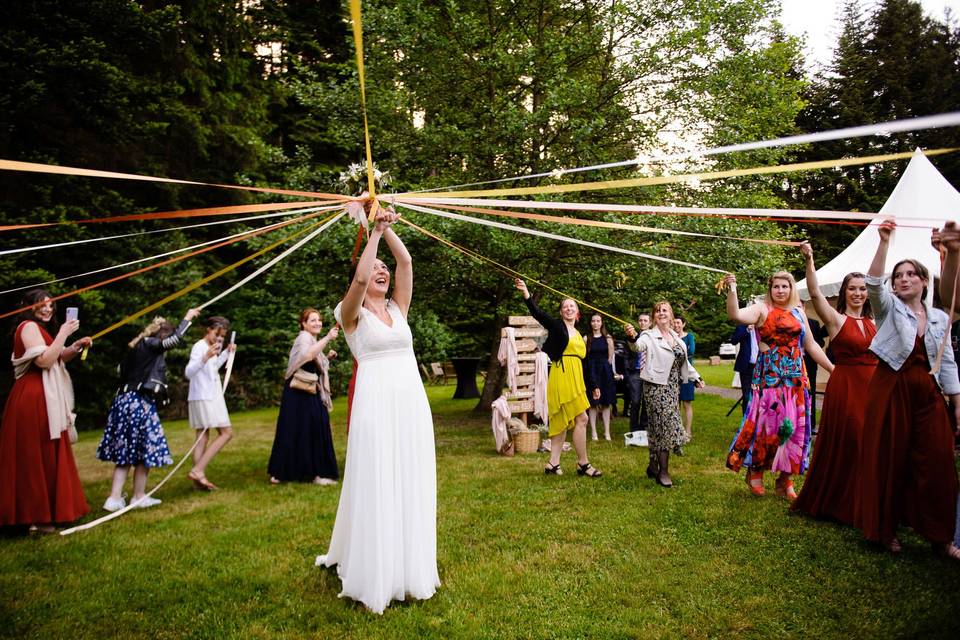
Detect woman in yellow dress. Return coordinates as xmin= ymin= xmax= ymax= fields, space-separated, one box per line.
xmin=515 ymin=279 xmax=602 ymax=477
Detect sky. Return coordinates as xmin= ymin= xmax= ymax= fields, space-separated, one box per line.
xmin=779 ymin=0 xmax=960 ymax=72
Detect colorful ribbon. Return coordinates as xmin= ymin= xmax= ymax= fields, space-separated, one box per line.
xmin=397 ymin=148 xmax=957 ymax=199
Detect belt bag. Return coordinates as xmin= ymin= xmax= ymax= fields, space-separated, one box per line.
xmin=290 ymin=369 xmax=318 ymax=394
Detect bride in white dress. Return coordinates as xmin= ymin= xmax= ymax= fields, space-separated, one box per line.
xmin=316 ymin=207 xmax=439 ymax=614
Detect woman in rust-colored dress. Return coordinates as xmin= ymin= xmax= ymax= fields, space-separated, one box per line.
xmin=0 ymin=290 xmax=90 ymax=531
xmin=792 ymin=243 xmax=876 ymax=524
xmin=854 ymin=221 xmax=960 ymax=558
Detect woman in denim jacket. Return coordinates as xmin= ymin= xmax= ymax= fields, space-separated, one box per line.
xmin=854 ymin=220 xmax=960 ymax=559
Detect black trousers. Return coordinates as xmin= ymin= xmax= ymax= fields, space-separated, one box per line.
xmin=626 ymin=372 xmax=649 ymax=432
xmin=738 ymin=364 xmax=754 ymax=416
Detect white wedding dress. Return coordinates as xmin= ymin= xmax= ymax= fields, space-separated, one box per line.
xmin=318 ymin=300 xmax=439 ymax=614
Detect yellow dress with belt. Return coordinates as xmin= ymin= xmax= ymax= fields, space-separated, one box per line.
xmin=546 ymin=332 xmax=590 ymax=436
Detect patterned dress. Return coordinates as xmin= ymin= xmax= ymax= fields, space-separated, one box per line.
xmin=96 ymin=391 xmax=174 ymax=468
xmin=727 ymin=306 xmax=811 ymax=475
xmin=644 ymin=344 xmax=688 ymax=453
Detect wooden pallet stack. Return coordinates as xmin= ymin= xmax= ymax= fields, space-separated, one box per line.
xmin=503 ymin=315 xmax=548 ymax=426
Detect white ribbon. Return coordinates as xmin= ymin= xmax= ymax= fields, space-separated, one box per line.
xmin=407 ymin=111 xmax=960 ymax=194
xmin=0 ymin=206 xmax=342 ymax=296
xmin=397 ymin=202 xmax=726 ymax=273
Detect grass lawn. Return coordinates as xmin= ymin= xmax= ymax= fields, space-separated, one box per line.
xmin=2 ymin=385 xmax=959 ymax=639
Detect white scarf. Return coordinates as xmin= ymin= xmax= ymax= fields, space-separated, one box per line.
xmin=11 ymin=342 xmax=77 ymax=442
xmin=284 ymin=330 xmax=332 ymax=410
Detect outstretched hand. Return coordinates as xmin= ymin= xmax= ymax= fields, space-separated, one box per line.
xmin=514 ymin=278 xmax=530 ymax=299
xmin=877 ymin=219 xmax=895 ymax=242
xmin=936 ymin=221 xmax=960 ymax=253
xmin=800 ymin=241 xmax=813 ymax=261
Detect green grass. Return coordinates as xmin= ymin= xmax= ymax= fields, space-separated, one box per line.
xmin=693 ymin=359 xmax=736 ymax=388
xmin=2 ymin=386 xmax=959 ymax=639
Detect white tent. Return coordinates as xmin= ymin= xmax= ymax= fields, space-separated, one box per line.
xmin=797 ymin=149 xmax=960 ymax=301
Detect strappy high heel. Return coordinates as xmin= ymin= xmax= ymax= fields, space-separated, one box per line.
xmin=544 ymin=463 xmax=563 ymax=475
xmin=576 ymin=462 xmax=602 ymax=478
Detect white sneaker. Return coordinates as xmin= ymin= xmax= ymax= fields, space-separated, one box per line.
xmin=132 ymin=496 xmax=162 ymax=509
xmin=103 ymin=496 xmax=126 ymax=512
xmin=317 ymin=478 xmax=338 ymax=486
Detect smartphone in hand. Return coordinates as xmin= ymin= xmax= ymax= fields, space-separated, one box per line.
xmin=65 ymin=307 xmax=78 ymax=323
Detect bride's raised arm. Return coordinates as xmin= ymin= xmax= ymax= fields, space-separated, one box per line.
xmin=340 ymin=208 xmax=397 ymax=333
xmin=381 ymin=208 xmax=412 ymax=317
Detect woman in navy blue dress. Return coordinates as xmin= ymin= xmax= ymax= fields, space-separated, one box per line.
xmin=583 ymin=314 xmax=617 ymax=441
xmin=674 ymin=316 xmax=696 ymax=444
xmin=268 ymin=308 xmax=340 ymax=485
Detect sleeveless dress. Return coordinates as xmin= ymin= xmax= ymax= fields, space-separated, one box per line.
xmin=546 ymin=332 xmax=590 ymax=437
xmin=0 ymin=322 xmax=89 ymax=526
xmin=583 ymin=335 xmax=615 ymax=407
xmin=727 ymin=307 xmax=812 ymax=475
xmin=268 ymin=360 xmax=338 ymax=482
xmin=792 ymin=316 xmax=876 ymax=523
xmin=854 ymin=336 xmax=959 ymax=545
xmin=644 ymin=343 xmax=688 ymax=452
xmin=318 ymin=301 xmax=439 ymax=614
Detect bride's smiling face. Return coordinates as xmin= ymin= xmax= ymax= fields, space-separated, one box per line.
xmin=366 ymin=259 xmax=391 ymax=296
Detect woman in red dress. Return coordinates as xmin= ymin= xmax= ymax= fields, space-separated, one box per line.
xmin=854 ymin=221 xmax=960 ymax=558
xmin=792 ymin=243 xmax=877 ymax=524
xmin=0 ymin=290 xmax=91 ymax=531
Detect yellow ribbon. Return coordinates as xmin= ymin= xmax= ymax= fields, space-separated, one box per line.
xmin=89 ymin=213 xmax=339 ymax=342
xmin=349 ymin=0 xmax=377 ymax=208
xmin=398 ymin=217 xmax=632 ymax=327
xmin=398 ymin=148 xmax=958 ymax=199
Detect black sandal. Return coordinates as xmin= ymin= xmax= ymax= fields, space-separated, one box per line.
xmin=544 ymin=463 xmax=563 ymax=475
xmin=576 ymin=462 xmax=602 ymax=478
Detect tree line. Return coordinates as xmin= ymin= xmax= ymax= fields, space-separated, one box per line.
xmin=1 ymin=0 xmax=957 ymax=422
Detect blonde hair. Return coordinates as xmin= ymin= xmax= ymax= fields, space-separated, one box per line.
xmin=764 ymin=271 xmax=801 ymax=309
xmin=652 ymin=300 xmax=675 ymax=324
xmin=128 ymin=316 xmax=169 ymax=348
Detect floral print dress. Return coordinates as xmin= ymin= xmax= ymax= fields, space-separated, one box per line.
xmin=643 ymin=344 xmax=688 ymax=453
xmin=726 ymin=306 xmax=811 ymax=475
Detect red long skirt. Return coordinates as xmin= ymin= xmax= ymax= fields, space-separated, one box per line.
xmin=854 ymin=339 xmax=958 ymax=545
xmin=0 ymin=368 xmax=89 ymax=526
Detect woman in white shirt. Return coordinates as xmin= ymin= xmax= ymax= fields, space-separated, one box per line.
xmin=185 ymin=316 xmax=235 ymax=491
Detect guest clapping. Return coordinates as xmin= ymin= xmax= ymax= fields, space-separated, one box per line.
xmin=268 ymin=309 xmax=340 ymax=485
xmin=0 ymin=291 xmax=91 ymax=530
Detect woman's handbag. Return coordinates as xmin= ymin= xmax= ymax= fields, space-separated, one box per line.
xmin=290 ymin=369 xmax=319 ymax=394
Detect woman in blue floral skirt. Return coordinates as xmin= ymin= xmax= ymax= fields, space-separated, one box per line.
xmin=96 ymin=308 xmax=198 ymax=511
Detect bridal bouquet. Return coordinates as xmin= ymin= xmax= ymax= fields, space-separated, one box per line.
xmin=338 ymin=161 xmax=391 ymax=197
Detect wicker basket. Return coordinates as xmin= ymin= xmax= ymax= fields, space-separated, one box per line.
xmin=511 ymin=429 xmax=541 ymax=454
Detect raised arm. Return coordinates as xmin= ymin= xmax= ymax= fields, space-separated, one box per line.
xmin=937 ymin=221 xmax=960 ymax=314
xmin=381 ymin=208 xmax=412 ymax=317
xmin=869 ymin=220 xmax=894 ymax=278
xmin=801 ymin=314 xmax=834 ymax=374
xmin=22 ymin=319 xmax=78 ymax=369
xmin=723 ymin=274 xmax=764 ymax=326
xmin=340 ymin=209 xmax=398 ymax=333
xmin=800 ymin=242 xmax=843 ymax=337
